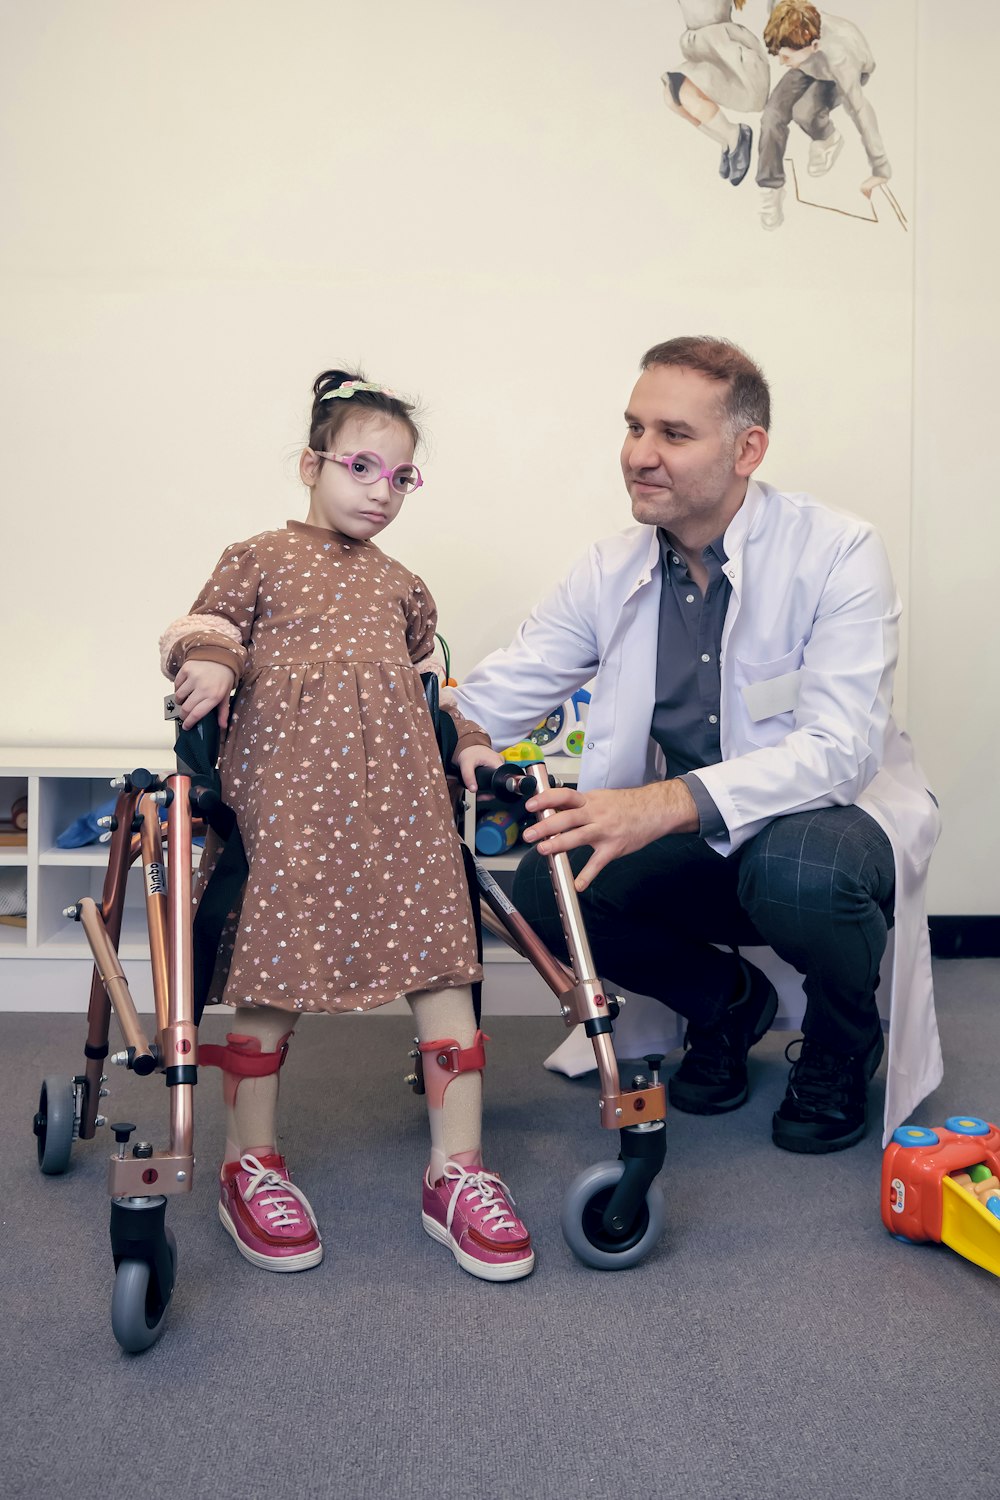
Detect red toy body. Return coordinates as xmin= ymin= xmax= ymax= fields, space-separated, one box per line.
xmin=882 ymin=1116 xmax=1000 ymax=1276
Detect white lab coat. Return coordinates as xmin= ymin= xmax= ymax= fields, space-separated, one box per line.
xmin=453 ymin=480 xmax=943 ymax=1141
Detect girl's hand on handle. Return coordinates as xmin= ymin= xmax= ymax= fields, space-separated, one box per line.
xmin=173 ymin=660 xmax=237 ymax=730
xmin=454 ymin=743 xmax=503 ymax=792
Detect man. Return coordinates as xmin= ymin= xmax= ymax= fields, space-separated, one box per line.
xmin=452 ymin=337 xmax=941 ymax=1154
xmin=756 ymin=2 xmax=892 ymax=230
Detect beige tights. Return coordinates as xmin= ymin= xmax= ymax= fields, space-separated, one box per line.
xmin=221 ymin=1005 xmax=298 ymax=1165
xmin=220 ymin=986 xmax=482 ymax=1182
xmin=408 ymin=985 xmax=483 ymax=1182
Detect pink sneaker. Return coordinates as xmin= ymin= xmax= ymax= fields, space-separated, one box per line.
xmin=218 ymin=1152 xmax=323 ymax=1273
xmin=422 ymin=1162 xmax=534 ymax=1281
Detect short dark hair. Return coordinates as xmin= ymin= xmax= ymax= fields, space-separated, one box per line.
xmin=308 ymin=369 xmax=422 ymax=454
xmin=640 ymin=336 xmax=771 ymax=433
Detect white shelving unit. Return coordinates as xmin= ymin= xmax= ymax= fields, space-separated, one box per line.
xmin=0 ymin=746 xmax=182 ymax=1010
xmin=0 ymin=746 xmax=579 ymax=1014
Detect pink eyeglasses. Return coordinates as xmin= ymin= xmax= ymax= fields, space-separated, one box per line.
xmin=315 ymin=449 xmax=423 ymax=496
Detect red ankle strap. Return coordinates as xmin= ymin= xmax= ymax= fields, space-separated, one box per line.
xmin=417 ymin=1031 xmax=488 ymax=1110
xmin=417 ymin=1030 xmax=487 ymax=1076
xmin=199 ymin=1031 xmax=291 ymax=1077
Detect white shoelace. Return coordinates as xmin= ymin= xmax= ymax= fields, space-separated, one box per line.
xmin=238 ymin=1153 xmax=319 ymax=1233
xmin=440 ymin=1162 xmax=520 ymax=1237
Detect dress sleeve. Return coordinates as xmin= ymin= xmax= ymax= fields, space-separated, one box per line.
xmin=404 ymin=572 xmax=439 ymax=666
xmin=407 ymin=573 xmax=491 ymax=755
xmin=159 ymin=541 xmax=261 ymax=682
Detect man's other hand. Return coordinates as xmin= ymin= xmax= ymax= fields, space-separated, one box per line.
xmin=520 ymin=780 xmax=699 ymax=891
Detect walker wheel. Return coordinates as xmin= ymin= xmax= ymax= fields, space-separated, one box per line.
xmin=111 ymin=1229 xmax=177 ymax=1355
xmin=34 ymin=1075 xmax=76 ymax=1175
xmin=560 ymin=1160 xmax=666 ymax=1271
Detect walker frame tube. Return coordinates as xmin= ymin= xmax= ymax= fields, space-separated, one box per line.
xmin=473 ymin=758 xmax=667 ymax=1242
xmin=475 ymin=759 xmax=667 ymax=1134
xmin=78 ymin=787 xmax=141 ymax=1139
xmin=70 ymin=768 xmax=198 ymax=1200
xmin=140 ymin=798 xmax=170 ymax=1041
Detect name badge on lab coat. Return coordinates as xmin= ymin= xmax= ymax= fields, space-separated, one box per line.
xmin=741 ymin=669 xmax=802 ymax=722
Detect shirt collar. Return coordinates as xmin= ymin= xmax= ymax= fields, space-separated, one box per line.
xmin=658 ymin=528 xmax=729 ymax=575
xmin=722 ymin=478 xmax=764 ymax=559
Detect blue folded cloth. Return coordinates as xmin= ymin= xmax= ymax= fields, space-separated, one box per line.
xmin=56 ymin=797 xmax=118 ymax=848
xmin=56 ymin=798 xmax=200 ymax=848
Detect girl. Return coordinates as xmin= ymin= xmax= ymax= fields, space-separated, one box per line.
xmin=160 ymin=370 xmax=532 ymax=1282
xmin=662 ymin=0 xmax=771 ymax=186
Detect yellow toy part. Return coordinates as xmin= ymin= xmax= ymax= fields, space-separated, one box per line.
xmin=501 ymin=742 xmax=541 ymax=764
xmin=940 ymin=1176 xmax=1000 ymax=1278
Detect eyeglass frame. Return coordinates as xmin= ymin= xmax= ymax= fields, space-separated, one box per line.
xmin=312 ymin=449 xmax=424 ymax=496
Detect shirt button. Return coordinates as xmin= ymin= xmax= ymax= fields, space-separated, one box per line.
xmin=671 ymin=554 xmax=680 ymax=565
xmin=686 ymin=594 xmax=695 ymax=604
xmin=586 ymin=740 xmax=594 ymax=749
xmin=708 ymin=714 xmax=719 ymax=724
xmin=701 ymin=653 xmax=711 ymax=663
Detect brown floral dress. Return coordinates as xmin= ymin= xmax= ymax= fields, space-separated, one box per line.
xmin=162 ymin=520 xmax=486 ymax=1013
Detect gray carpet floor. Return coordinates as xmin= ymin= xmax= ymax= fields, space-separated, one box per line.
xmin=3 ymin=958 xmax=999 ymax=1500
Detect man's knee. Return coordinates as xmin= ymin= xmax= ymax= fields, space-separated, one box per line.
xmin=738 ymin=809 xmax=893 ymax=921
xmin=739 ymin=831 xmax=832 ymax=922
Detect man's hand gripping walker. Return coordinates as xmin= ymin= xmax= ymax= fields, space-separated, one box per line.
xmin=460 ymin=759 xmax=667 ymax=1270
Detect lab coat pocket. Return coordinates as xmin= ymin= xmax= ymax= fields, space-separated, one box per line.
xmin=736 ymin=640 xmax=805 ymax=723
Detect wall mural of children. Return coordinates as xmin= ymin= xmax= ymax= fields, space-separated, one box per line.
xmin=756 ymin=2 xmax=892 ymax=229
xmin=662 ymin=1 xmax=771 ymax=187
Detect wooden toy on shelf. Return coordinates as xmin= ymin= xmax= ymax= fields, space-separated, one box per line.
xmin=0 ymin=793 xmax=29 ymax=846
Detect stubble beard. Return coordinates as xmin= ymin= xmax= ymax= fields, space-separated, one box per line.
xmin=627 ymin=445 xmax=739 ymax=536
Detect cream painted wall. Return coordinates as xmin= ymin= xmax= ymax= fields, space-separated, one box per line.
xmin=910 ymin=6 xmax=998 ymax=916
xmin=3 ymin=3 xmax=963 ymax=890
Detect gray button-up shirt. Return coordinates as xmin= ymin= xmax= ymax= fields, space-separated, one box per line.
xmin=651 ymin=529 xmax=729 ymax=838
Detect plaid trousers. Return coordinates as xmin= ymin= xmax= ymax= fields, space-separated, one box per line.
xmin=512 ymin=804 xmax=895 ymax=1053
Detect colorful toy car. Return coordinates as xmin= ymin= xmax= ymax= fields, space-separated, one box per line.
xmin=881 ymin=1115 xmax=1000 ymax=1277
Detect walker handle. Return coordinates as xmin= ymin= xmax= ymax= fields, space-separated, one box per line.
xmin=166 ymin=692 xmax=224 ymax=792
xmin=474 ymin=765 xmax=539 ymax=803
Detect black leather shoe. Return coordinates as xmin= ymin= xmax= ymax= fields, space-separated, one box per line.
xmin=668 ymin=960 xmax=779 ymax=1115
xmin=772 ymin=1027 xmax=885 ymax=1154
xmin=728 ymin=123 xmax=753 ymax=186
xmin=719 ymin=146 xmax=731 ymax=180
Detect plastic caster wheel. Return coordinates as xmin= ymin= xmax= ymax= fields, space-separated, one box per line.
xmin=561 ymin=1160 xmax=666 ymax=1271
xmin=111 ymin=1230 xmax=177 ymax=1355
xmin=34 ymin=1075 xmax=76 ymax=1175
